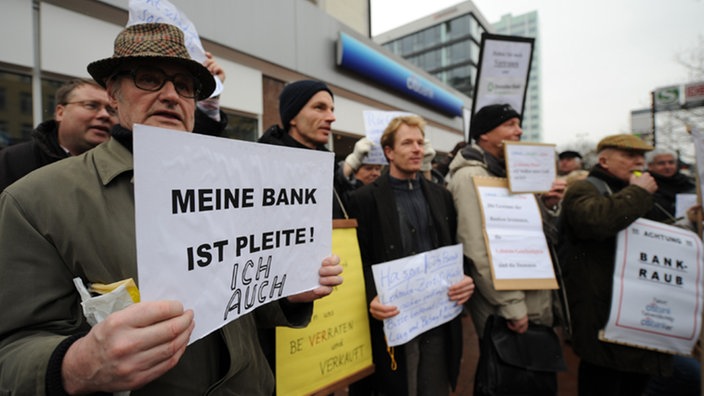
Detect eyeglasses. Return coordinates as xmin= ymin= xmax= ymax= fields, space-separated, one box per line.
xmin=114 ymin=66 xmax=200 ymax=99
xmin=64 ymin=100 xmax=117 ymax=117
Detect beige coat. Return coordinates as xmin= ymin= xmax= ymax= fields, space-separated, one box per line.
xmin=447 ymin=144 xmax=553 ymax=335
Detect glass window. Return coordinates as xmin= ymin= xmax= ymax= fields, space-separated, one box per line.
xmin=20 ymin=92 xmax=32 ymax=115
xmin=221 ymin=110 xmax=258 ymax=142
xmin=447 ymin=65 xmax=473 ymax=97
xmin=447 ymin=15 xmax=471 ymax=40
xmin=470 ymin=41 xmax=480 ymax=63
xmin=0 ymin=71 xmax=33 ymax=146
xmin=400 ymin=36 xmax=414 ymax=55
xmin=446 ymin=41 xmax=470 ymax=66
xmin=42 ymin=78 xmax=65 ymax=121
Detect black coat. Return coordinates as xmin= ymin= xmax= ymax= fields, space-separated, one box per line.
xmin=647 ymin=171 xmax=696 ymax=223
xmin=259 ymin=124 xmax=349 ymax=219
xmin=0 ymin=120 xmax=67 ymax=192
xmin=347 ymin=173 xmax=463 ymax=394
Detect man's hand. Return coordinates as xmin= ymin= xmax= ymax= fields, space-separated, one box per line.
xmin=448 ymin=275 xmax=475 ymax=305
xmin=62 ymin=301 xmax=194 ymax=394
xmin=541 ymin=179 xmax=567 ymax=209
xmin=507 ymin=315 xmax=529 ymax=334
xmin=369 ymin=295 xmax=399 ymax=321
xmin=286 ymin=255 xmax=343 ymax=303
xmin=203 ymin=51 xmax=225 ymax=83
xmin=630 ymin=172 xmax=658 ymax=193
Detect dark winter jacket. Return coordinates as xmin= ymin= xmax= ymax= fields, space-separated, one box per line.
xmin=0 ymin=120 xmax=67 ymax=191
xmin=647 ymin=171 xmax=696 ymax=223
xmin=559 ymin=165 xmax=673 ymax=376
xmin=347 ymin=173 xmax=463 ymax=394
xmin=258 ymin=124 xmax=349 ymax=219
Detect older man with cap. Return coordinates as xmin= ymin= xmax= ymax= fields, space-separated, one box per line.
xmin=0 ymin=23 xmax=342 ymax=395
xmin=558 ymin=150 xmax=583 ymax=176
xmin=446 ymin=103 xmax=564 ymax=393
xmin=558 ymin=133 xmax=672 ymax=396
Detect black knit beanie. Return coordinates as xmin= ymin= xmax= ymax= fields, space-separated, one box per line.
xmin=279 ymin=80 xmax=334 ymax=131
xmin=470 ymin=104 xmax=521 ymax=141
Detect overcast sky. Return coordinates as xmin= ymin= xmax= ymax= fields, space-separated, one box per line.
xmin=370 ymin=0 xmax=704 ymax=149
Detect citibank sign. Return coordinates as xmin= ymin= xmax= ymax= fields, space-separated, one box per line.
xmin=336 ymin=32 xmax=463 ymax=117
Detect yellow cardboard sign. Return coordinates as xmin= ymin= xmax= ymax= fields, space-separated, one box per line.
xmin=276 ymin=220 xmax=373 ymax=395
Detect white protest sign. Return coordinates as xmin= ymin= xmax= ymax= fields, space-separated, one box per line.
xmin=371 ymin=244 xmax=464 ymax=347
xmin=362 ymin=110 xmax=413 ymax=165
xmin=127 ymin=0 xmax=223 ymax=96
xmin=692 ymin=124 xmax=704 ymax=194
xmin=474 ymin=178 xmax=558 ymax=290
xmin=504 ymin=141 xmax=556 ymax=193
xmin=676 ymin=193 xmax=697 ymax=220
xmin=133 ymin=125 xmax=333 ymax=343
xmin=474 ymin=35 xmax=534 ymax=115
xmin=602 ymin=218 xmax=704 ymax=355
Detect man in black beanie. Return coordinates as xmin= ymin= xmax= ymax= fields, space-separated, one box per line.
xmin=259 ymin=79 xmax=335 ymax=149
xmin=257 ymin=79 xmax=349 ymax=372
xmin=446 ymin=103 xmax=566 ymax=395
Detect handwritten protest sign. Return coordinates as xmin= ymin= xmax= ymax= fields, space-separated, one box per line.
xmin=371 ymin=244 xmax=464 ymax=347
xmin=473 ymin=177 xmax=558 ymax=290
xmin=127 ymin=0 xmax=223 ymax=96
xmin=601 ymin=218 xmax=704 ymax=355
xmin=504 ymin=141 xmax=556 ymax=193
xmin=362 ymin=110 xmax=412 ymax=165
xmin=133 ymin=125 xmax=333 ymax=343
xmin=676 ymin=193 xmax=697 ymax=220
xmin=276 ymin=220 xmax=373 ymax=395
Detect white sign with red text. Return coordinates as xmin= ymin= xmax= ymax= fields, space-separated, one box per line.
xmin=602 ymin=218 xmax=703 ymax=355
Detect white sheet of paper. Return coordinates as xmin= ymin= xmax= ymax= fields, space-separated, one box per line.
xmin=603 ymin=218 xmax=703 ymax=355
xmin=362 ymin=110 xmax=412 ymax=165
xmin=476 ymin=185 xmax=556 ymax=280
xmin=127 ymin=0 xmax=224 ymax=96
xmin=504 ymin=142 xmax=556 ymax=193
xmin=676 ymin=193 xmax=697 ymax=220
xmin=133 ymin=125 xmax=333 ymax=343
xmin=371 ymin=244 xmax=464 ymax=347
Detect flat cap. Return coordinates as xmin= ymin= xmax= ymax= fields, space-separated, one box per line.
xmin=596 ymin=134 xmax=654 ymax=153
xmin=558 ymin=150 xmax=582 ymax=160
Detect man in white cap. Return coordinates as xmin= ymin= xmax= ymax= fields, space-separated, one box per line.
xmin=0 ymin=23 xmax=342 ymax=395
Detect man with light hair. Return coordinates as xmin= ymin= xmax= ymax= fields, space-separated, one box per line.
xmin=644 ymin=147 xmax=695 ymax=223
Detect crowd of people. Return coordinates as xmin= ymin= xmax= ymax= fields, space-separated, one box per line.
xmin=0 ymin=20 xmax=701 ymax=396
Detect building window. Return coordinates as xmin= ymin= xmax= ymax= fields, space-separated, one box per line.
xmin=20 ymin=92 xmax=32 ymax=115
xmin=447 ymin=41 xmax=470 ymax=66
xmin=0 ymin=71 xmax=33 ymax=146
xmin=447 ymin=65 xmax=473 ymax=97
xmin=446 ymin=15 xmax=470 ymax=40
xmin=221 ymin=110 xmax=258 ymax=142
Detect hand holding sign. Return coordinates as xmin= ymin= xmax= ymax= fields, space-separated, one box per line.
xmin=286 ymin=255 xmax=343 ymax=303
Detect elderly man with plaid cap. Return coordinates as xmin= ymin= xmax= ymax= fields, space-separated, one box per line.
xmin=558 ymin=133 xmax=673 ymax=395
xmin=0 ymin=23 xmax=342 ymax=395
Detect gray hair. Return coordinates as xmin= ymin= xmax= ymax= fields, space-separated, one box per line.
xmin=645 ymin=147 xmax=677 ymax=164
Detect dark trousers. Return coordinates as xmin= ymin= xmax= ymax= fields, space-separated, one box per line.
xmin=578 ymin=360 xmax=650 ymax=396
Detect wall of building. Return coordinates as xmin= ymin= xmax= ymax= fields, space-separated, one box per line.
xmin=0 ymin=0 xmax=470 ymax=153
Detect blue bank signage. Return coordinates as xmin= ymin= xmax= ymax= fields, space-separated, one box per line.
xmin=336 ymin=32 xmax=464 ymax=117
